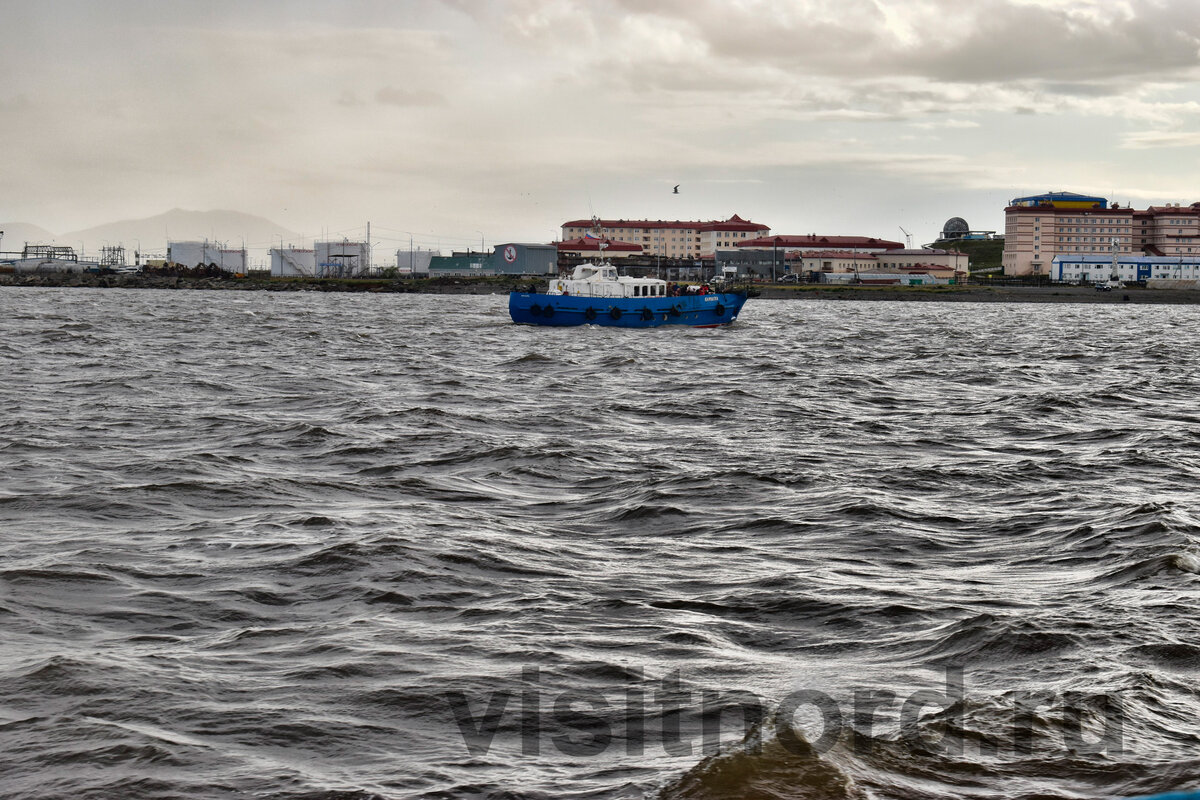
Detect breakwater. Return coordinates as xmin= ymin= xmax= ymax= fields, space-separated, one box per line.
xmin=5 ymin=271 xmax=1200 ymax=304
xmin=0 ymin=272 xmax=533 ymax=295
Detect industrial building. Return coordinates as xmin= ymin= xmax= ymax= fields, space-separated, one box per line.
xmin=491 ymin=243 xmax=555 ymax=275
xmin=426 ymin=243 xmax=555 ymax=277
xmin=427 ymin=253 xmax=489 ymax=276
xmin=2 ymin=244 xmax=99 ymax=273
xmin=315 ymin=241 xmax=369 ymax=278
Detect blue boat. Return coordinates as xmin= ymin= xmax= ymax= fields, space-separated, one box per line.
xmin=509 ymin=263 xmax=749 ymax=328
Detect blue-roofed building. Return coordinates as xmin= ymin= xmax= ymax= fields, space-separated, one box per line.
xmin=1010 ymin=191 xmax=1108 ymax=209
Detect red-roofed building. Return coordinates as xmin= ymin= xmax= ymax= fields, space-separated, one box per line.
xmin=561 ymin=214 xmax=770 ymax=259
xmin=876 ymin=247 xmax=968 ymax=272
xmin=796 ymin=251 xmax=880 ymax=273
xmin=737 ymin=234 xmax=904 ymax=253
xmin=556 ymin=237 xmax=643 ymax=258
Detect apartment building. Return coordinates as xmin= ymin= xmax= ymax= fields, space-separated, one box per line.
xmin=1136 ymin=204 xmax=1200 ymax=256
xmin=560 ymin=215 xmax=769 ymax=259
xmin=1003 ymin=192 xmax=1200 ymax=276
xmin=1003 ymin=193 xmax=1132 ymax=276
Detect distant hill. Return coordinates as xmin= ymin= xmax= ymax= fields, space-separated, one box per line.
xmin=932 ymin=237 xmax=1005 ymax=272
xmin=0 ymin=222 xmax=57 ymax=252
xmin=62 ymin=209 xmax=300 ymax=256
xmin=2 ymin=209 xmax=299 ymax=258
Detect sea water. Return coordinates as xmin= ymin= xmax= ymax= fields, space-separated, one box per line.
xmin=1 ymin=288 xmax=1199 ymax=799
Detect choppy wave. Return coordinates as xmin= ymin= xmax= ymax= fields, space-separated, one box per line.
xmin=1 ymin=289 xmax=1200 ymax=799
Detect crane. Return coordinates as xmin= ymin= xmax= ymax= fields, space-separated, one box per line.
xmin=899 ymin=226 xmax=913 ymax=248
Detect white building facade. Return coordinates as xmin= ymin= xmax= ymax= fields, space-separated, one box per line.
xmin=1052 ymin=254 xmax=1200 ymax=283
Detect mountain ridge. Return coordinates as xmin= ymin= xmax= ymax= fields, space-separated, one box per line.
xmin=1 ymin=209 xmax=301 ymax=256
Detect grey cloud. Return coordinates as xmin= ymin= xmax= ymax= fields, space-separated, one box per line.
xmin=1122 ymin=130 xmax=1200 ymax=149
xmin=501 ymin=0 xmax=1196 ymax=124
xmin=896 ymin=2 xmax=1200 ymax=83
xmin=375 ymin=86 xmax=447 ymax=107
xmin=0 ymin=94 xmax=34 ymax=112
xmin=571 ymin=0 xmax=1200 ymax=85
xmin=1038 ymin=82 xmax=1127 ymax=98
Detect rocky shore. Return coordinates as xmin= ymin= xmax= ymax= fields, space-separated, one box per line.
xmin=754 ymin=283 xmax=1200 ymax=304
xmin=0 ymin=272 xmax=532 ymax=294
xmin=4 ymin=271 xmax=1200 ymax=304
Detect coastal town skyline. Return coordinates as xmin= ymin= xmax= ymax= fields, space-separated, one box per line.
xmin=5 ymin=1 xmax=1200 ymax=250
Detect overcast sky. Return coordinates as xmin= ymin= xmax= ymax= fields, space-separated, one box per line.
xmin=4 ymin=0 xmax=1200 ymax=251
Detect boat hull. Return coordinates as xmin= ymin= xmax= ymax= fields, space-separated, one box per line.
xmin=508 ymin=291 xmax=747 ymax=327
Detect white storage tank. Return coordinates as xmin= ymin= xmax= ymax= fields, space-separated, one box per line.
xmin=167 ymin=241 xmax=247 ymax=273
xmin=315 ymin=241 xmax=369 ymax=278
xmin=270 ymin=248 xmax=317 ymax=277
xmin=395 ymin=249 xmax=435 ymax=276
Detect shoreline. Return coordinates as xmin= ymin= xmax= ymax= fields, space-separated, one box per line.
xmin=4 ymin=272 xmax=1200 ymax=305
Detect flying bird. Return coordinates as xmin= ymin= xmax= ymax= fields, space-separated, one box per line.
xmin=672 ymin=185 xmax=680 ymax=194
